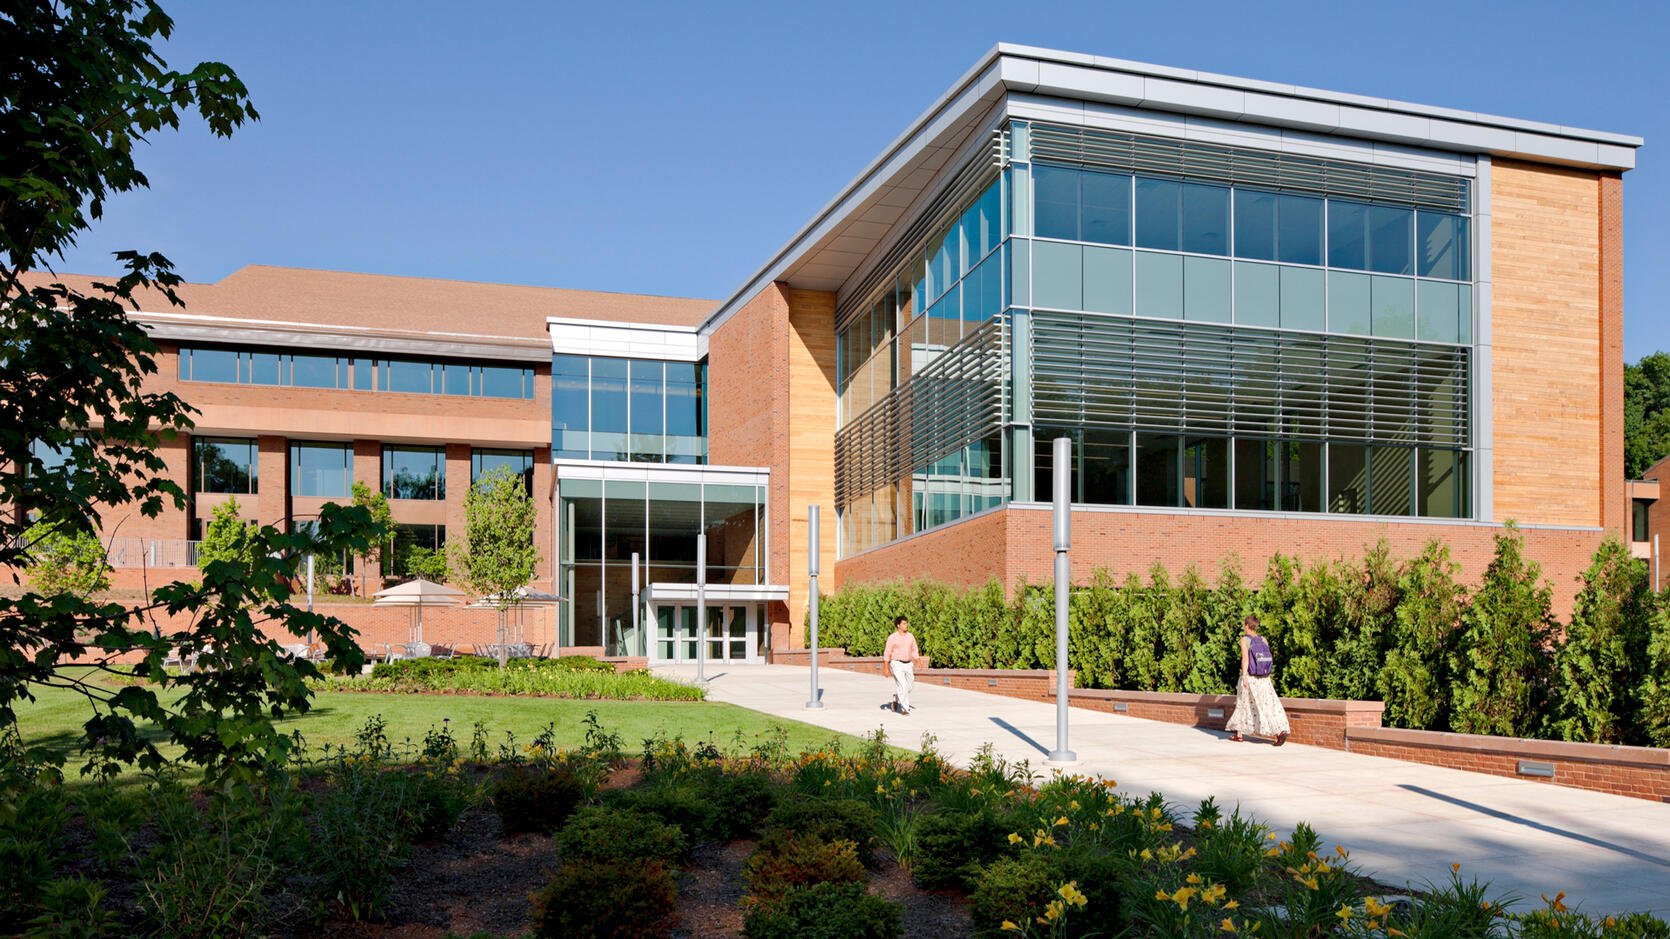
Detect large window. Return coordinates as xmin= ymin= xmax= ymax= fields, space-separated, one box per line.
xmin=472 ymin=448 xmax=533 ymax=493
xmin=383 ymin=446 xmax=444 ymax=500
xmin=194 ymin=437 xmax=258 ymax=494
xmin=552 ymin=356 xmax=707 ymax=463
xmin=290 ymin=442 xmax=353 ymax=498
xmin=179 ymin=345 xmax=535 ymax=399
xmin=388 ymin=523 xmax=445 ymax=577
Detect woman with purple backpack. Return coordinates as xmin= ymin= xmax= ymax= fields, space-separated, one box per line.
xmin=1225 ymin=613 xmax=1289 ymax=745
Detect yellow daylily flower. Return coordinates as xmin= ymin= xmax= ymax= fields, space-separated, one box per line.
xmin=1336 ymin=904 xmax=1353 ymax=922
xmin=1221 ymin=918 xmax=1237 ymax=933
xmin=1000 ymin=921 xmax=1020 ymax=932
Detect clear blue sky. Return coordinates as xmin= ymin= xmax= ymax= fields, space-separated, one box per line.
xmin=51 ymin=0 xmax=1669 ymax=361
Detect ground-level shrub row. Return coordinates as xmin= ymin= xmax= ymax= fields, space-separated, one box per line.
xmin=814 ymin=531 xmax=1670 ymax=747
xmin=7 ymin=715 xmax=1669 ymax=938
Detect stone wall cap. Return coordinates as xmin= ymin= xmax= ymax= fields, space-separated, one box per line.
xmin=1347 ymin=726 xmax=1670 ymax=768
xmin=1071 ymin=688 xmax=1385 ymax=714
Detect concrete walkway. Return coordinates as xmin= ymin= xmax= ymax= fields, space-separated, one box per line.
xmin=656 ymin=663 xmax=1670 ymax=916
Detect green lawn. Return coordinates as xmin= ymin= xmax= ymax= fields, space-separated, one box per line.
xmin=13 ymin=677 xmax=890 ymax=777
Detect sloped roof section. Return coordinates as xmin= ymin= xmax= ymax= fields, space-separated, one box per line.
xmin=19 ymin=265 xmax=715 ymax=350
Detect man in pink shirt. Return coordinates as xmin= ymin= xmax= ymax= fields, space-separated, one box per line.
xmin=883 ymin=615 xmax=920 ymax=714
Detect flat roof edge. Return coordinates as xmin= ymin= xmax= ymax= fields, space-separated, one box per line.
xmin=994 ymin=43 xmax=1643 ymax=148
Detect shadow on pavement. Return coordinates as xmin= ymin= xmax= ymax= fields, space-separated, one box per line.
xmin=990 ymin=717 xmax=1049 ymax=756
xmin=1399 ymin=784 xmax=1670 ymax=868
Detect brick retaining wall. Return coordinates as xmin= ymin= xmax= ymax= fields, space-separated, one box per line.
xmin=1345 ymin=726 xmax=1670 ymax=803
xmin=775 ymin=648 xmax=1670 ymax=802
xmin=1064 ymin=688 xmax=1385 ymax=751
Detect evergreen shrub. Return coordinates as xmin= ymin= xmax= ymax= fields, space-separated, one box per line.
xmin=811 ymin=530 xmax=1670 ymax=745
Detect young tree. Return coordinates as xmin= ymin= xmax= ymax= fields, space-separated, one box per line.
xmin=1376 ymin=540 xmax=1467 ymax=730
xmin=348 ymin=480 xmax=393 ymax=593
xmin=451 ymin=466 xmax=538 ymax=666
xmin=0 ymin=1 xmax=383 ymax=781
xmin=1446 ymin=525 xmax=1556 ymax=738
xmin=23 ymin=521 xmax=111 ymax=597
xmin=1638 ymin=590 xmax=1670 ymax=748
xmin=195 ymin=498 xmax=260 ymax=571
xmin=1550 ymin=538 xmax=1650 ymax=744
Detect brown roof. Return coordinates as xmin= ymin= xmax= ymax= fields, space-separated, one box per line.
xmin=19 ymin=264 xmax=715 ymax=341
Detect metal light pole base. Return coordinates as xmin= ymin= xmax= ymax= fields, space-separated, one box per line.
xmin=1045 ymin=750 xmax=1079 ymax=767
xmin=804 ymin=700 xmax=825 ymax=710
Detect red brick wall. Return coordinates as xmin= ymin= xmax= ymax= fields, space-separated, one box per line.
xmin=1645 ymin=454 xmax=1670 ymax=592
xmin=708 ymin=284 xmax=794 ymax=648
xmin=1068 ymin=689 xmax=1384 ymax=750
xmin=835 ymin=506 xmax=1604 ymax=616
xmin=835 ymin=508 xmax=1008 ymax=592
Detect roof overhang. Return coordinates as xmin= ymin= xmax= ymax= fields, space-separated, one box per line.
xmin=140 ymin=311 xmax=551 ymax=363
xmin=547 ymin=316 xmax=706 ymax=361
xmin=702 ymin=43 xmax=1642 ymax=334
xmin=645 ymin=582 xmax=790 ymax=604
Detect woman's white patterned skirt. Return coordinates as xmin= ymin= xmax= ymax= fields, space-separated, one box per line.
xmin=1224 ymin=675 xmax=1290 ymax=738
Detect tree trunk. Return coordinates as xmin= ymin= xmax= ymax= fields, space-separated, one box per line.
xmin=497 ymin=609 xmax=508 ymax=668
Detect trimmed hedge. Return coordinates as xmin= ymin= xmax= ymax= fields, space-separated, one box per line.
xmin=321 ymin=655 xmax=702 ymax=700
xmin=812 ymin=531 xmax=1670 ymax=747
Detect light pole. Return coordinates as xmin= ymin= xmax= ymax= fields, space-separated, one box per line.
xmin=806 ymin=505 xmax=824 ymax=709
xmin=306 ymin=553 xmax=315 ymax=646
xmin=1047 ymin=435 xmax=1077 ymax=765
xmin=696 ymin=536 xmax=707 ymax=683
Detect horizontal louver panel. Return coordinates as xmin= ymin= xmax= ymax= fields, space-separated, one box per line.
xmin=1030 ymin=311 xmax=1469 ymax=448
xmin=835 ymin=317 xmax=1007 ymax=506
xmin=1029 ymin=125 xmax=1470 ymax=213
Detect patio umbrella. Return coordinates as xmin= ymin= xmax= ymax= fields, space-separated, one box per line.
xmin=470 ymin=585 xmax=563 ymax=658
xmin=372 ymin=578 xmax=466 ymax=650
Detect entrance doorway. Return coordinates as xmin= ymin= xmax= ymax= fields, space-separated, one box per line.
xmin=652 ymin=603 xmax=759 ymax=663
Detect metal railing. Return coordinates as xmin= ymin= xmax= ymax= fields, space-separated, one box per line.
xmin=105 ymin=538 xmax=200 ymax=568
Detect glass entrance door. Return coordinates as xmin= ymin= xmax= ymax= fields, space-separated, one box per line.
xmin=654 ymin=604 xmax=756 ymax=662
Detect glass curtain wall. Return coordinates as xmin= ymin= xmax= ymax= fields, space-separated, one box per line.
xmin=835 ymin=119 xmax=1477 ymax=558
xmin=1019 ymin=163 xmax=1470 ymax=343
xmin=554 ymin=356 xmax=706 ymax=463
xmin=557 ymin=476 xmax=766 ymax=655
xmin=836 ymin=173 xmax=1010 ymax=555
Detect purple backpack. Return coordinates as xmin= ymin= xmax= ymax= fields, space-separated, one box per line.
xmin=1247 ymin=636 xmax=1274 ymax=677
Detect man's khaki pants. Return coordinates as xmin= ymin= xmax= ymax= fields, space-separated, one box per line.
xmin=890 ymin=659 xmax=915 ymax=712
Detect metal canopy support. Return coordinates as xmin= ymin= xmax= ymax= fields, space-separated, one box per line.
xmin=696 ymin=537 xmax=707 ymax=683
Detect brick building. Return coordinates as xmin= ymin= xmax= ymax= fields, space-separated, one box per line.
xmin=32 ymin=45 xmax=1642 ymax=663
